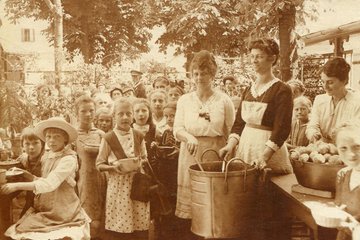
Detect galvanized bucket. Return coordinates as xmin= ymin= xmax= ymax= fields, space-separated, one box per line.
xmin=189 ymin=150 xmax=258 ymax=239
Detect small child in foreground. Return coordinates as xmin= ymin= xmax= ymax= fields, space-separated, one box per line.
xmin=334 ymin=123 xmax=360 ymax=240
xmin=96 ymin=98 xmax=149 ymax=240
xmin=1 ymin=117 xmax=90 ymax=240
xmin=17 ymin=127 xmax=45 ymax=216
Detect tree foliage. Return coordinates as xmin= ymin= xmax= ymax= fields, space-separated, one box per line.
xmin=155 ymin=0 xmax=318 ymax=63
xmin=4 ymin=0 xmax=157 ymax=63
xmin=0 ymin=81 xmax=32 ymax=131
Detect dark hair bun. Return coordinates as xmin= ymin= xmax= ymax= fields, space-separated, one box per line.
xmin=322 ymin=57 xmax=351 ymax=83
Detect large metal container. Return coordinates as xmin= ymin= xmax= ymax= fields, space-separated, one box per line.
xmin=189 ymin=158 xmax=258 ymax=239
xmin=291 ymin=159 xmax=345 ymax=192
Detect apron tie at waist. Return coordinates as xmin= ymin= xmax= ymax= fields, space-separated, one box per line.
xmin=246 ymin=123 xmax=272 ymax=131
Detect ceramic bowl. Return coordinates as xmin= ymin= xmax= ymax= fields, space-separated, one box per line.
xmin=113 ymin=157 xmax=140 ymax=172
xmin=312 ymin=206 xmax=349 ymax=228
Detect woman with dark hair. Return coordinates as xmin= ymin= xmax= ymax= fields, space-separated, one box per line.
xmin=306 ymin=57 xmax=360 ymax=143
xmin=219 ymin=37 xmax=293 ymax=239
xmin=173 ymin=50 xmax=235 ymax=234
xmin=222 ymin=75 xmax=238 ymax=97
xmin=220 ymin=38 xmax=293 ymax=173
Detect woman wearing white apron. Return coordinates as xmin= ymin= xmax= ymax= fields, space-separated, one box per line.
xmin=174 ymin=50 xmax=235 ymax=239
xmin=220 ymin=38 xmax=293 ymax=173
xmin=220 ymin=37 xmax=293 ymax=240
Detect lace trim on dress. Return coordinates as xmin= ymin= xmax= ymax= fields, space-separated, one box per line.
xmin=250 ymin=78 xmax=279 ymax=98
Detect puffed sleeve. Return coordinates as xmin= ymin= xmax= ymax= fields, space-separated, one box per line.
xmin=173 ymin=95 xmax=186 ymax=140
xmin=306 ymin=95 xmax=322 ymax=141
xmin=96 ymin=138 xmax=111 ymax=168
xmin=266 ymin=84 xmax=293 ymax=151
xmin=33 ymin=155 xmax=77 ymax=194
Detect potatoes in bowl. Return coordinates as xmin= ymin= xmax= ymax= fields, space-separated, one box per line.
xmin=289 ymin=141 xmax=345 ymax=192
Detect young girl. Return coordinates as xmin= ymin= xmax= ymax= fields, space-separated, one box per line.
xmin=153 ymin=76 xmax=170 ymax=90
xmin=132 ymin=98 xmax=160 ymax=163
xmin=159 ymin=101 xmax=179 ymax=148
xmin=96 ymin=98 xmax=149 ymax=240
xmin=167 ymin=86 xmax=185 ymax=103
xmin=1 ymin=117 xmax=90 ymax=240
xmin=94 ymin=93 xmax=113 ymax=110
xmin=152 ymin=101 xmax=180 ymax=239
xmin=149 ymin=89 xmax=168 ymax=135
xmin=74 ymin=95 xmax=106 ymax=239
xmin=287 ymin=96 xmax=311 ymax=150
xmin=17 ymin=127 xmax=45 ymax=216
xmin=95 ymin=107 xmax=113 ymax=133
xmin=334 ymin=123 xmax=360 ymax=240
xmin=287 ymin=79 xmax=305 ymax=99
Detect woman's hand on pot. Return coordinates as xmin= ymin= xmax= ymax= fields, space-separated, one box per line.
xmin=263 ymin=146 xmax=274 ymax=162
xmin=186 ymin=135 xmax=198 ymax=156
xmin=219 ymin=145 xmax=233 ymax=161
xmin=257 ymin=146 xmax=274 ymax=169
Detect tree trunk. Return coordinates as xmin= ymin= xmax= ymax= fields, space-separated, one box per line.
xmin=278 ymin=3 xmax=295 ymax=82
xmin=80 ymin=15 xmax=91 ymax=63
xmin=53 ymin=0 xmax=63 ymax=91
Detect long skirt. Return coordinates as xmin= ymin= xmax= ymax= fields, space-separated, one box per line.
xmin=175 ymin=136 xmax=226 ymax=219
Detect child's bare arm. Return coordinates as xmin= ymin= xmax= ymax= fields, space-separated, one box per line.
xmin=1 ymin=182 xmax=35 ymax=194
xmin=97 ymin=163 xmax=117 ymax=173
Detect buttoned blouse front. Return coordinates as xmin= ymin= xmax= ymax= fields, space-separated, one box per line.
xmin=306 ymin=91 xmax=360 ymax=142
xmin=173 ymin=91 xmax=235 ymax=138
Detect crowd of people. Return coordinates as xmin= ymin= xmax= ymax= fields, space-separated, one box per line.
xmin=0 ymin=37 xmax=360 ymax=240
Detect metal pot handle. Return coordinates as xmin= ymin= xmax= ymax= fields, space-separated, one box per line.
xmin=223 ymin=157 xmax=248 ymax=194
xmin=200 ymin=149 xmax=221 ymax=162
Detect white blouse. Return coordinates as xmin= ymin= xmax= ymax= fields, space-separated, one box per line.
xmin=174 ymin=90 xmax=235 ymax=138
xmin=33 ymin=151 xmax=77 ymax=194
xmin=306 ymin=91 xmax=360 ymax=142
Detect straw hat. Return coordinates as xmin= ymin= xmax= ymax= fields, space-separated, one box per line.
xmin=34 ymin=117 xmax=78 ymax=143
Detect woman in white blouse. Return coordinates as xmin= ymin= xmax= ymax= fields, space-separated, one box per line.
xmin=173 ymin=50 xmax=235 ymax=224
xmin=306 ymin=57 xmax=360 ymax=143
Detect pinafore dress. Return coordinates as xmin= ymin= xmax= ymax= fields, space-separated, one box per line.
xmin=235 ymin=85 xmax=292 ymax=173
xmin=5 ymin=148 xmax=90 ymax=240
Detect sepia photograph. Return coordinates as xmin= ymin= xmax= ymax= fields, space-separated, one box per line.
xmin=0 ymin=0 xmax=360 ymax=239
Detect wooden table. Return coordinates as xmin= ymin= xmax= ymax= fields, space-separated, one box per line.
xmin=270 ymin=173 xmax=338 ymax=240
xmin=0 ymin=171 xmax=23 ymax=240
xmin=0 ymin=192 xmax=13 ymax=240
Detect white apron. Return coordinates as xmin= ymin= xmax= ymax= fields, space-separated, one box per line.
xmin=235 ymin=100 xmax=293 ymax=174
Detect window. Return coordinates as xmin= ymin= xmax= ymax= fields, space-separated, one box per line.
xmin=21 ymin=28 xmax=35 ymax=42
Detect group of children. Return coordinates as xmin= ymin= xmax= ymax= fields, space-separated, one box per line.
xmin=0 ymin=83 xmax=183 ymax=240
xmin=1 ymin=75 xmax=360 ymax=240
